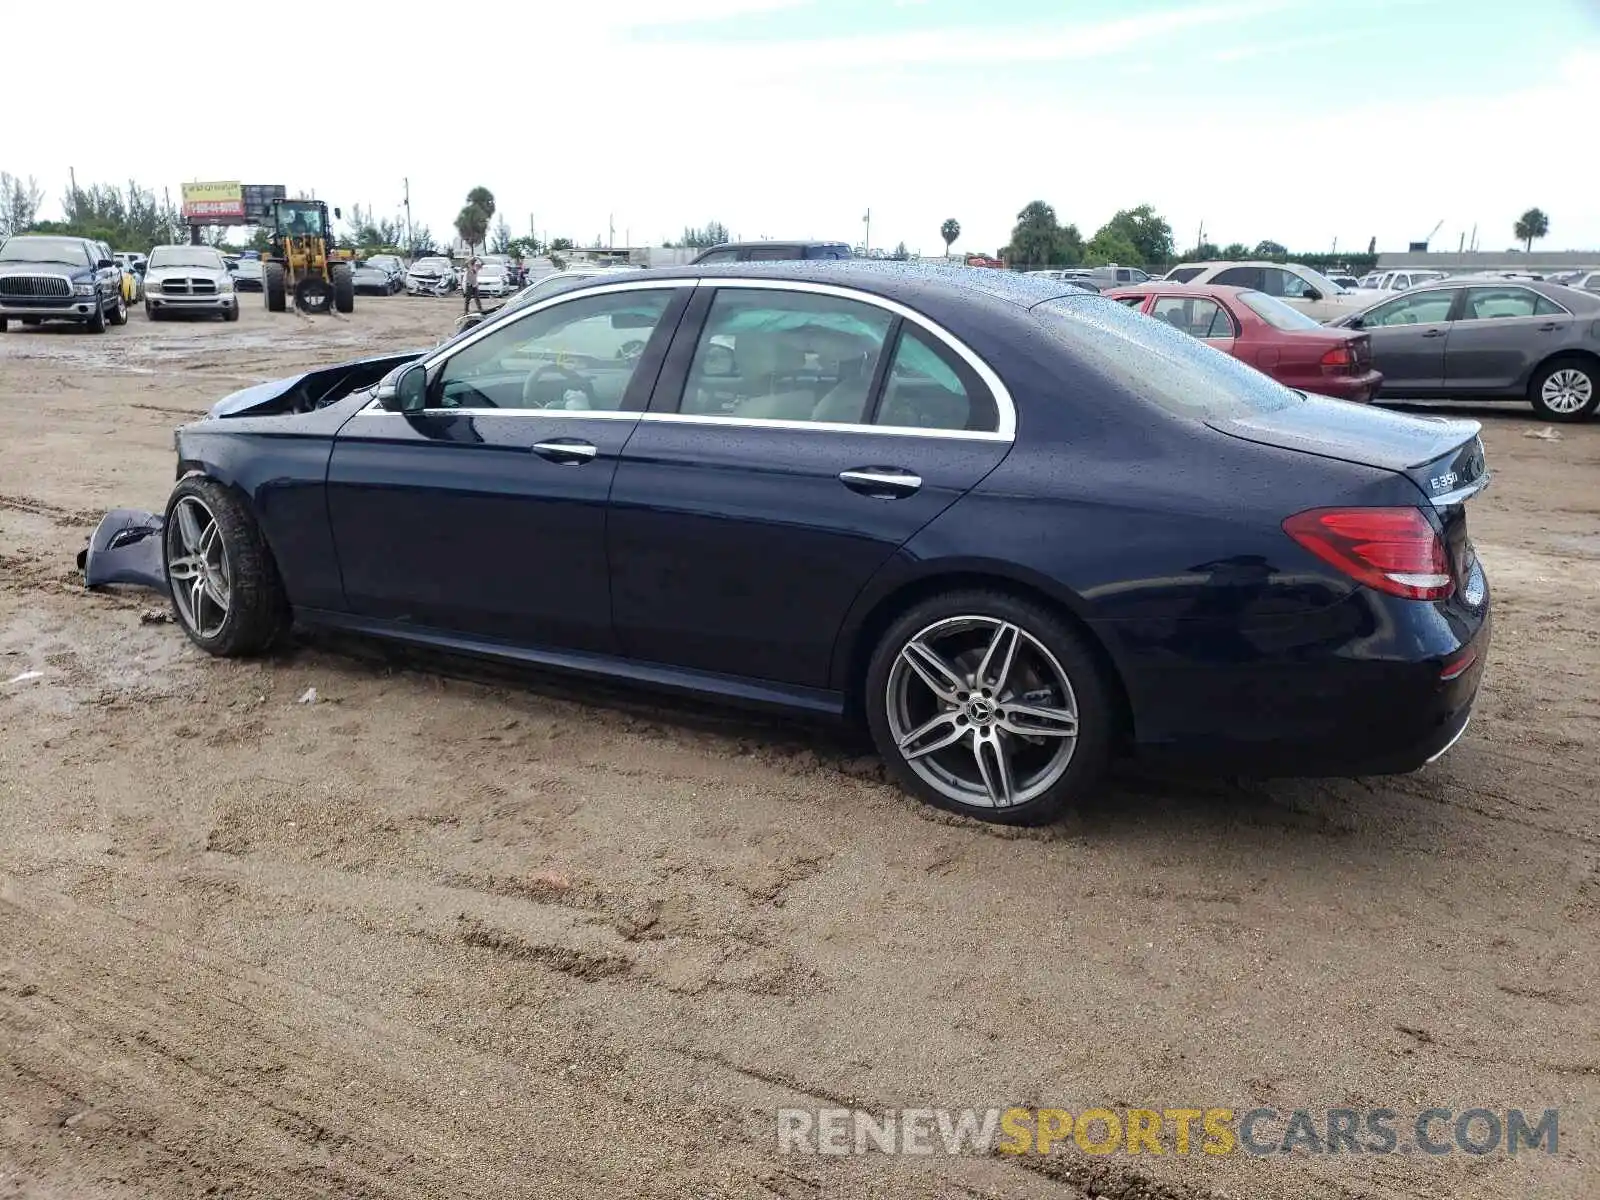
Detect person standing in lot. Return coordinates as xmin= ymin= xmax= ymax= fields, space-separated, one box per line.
xmin=463 ymin=257 xmax=484 ymax=314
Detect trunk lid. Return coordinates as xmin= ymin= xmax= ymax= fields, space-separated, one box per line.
xmin=1210 ymin=393 xmax=1489 ymax=595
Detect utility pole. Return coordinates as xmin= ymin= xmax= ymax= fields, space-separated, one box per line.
xmin=1458 ymin=231 xmax=1466 ymax=253
xmin=608 ymin=213 xmax=614 ymax=248
xmin=1196 ymin=220 xmax=1205 ymax=253
xmin=402 ymin=177 xmax=412 ymax=256
xmin=1331 ymin=236 xmax=1338 ymax=254
xmin=1469 ymin=223 xmax=1478 ymax=251
xmin=863 ymin=207 xmax=871 ymax=255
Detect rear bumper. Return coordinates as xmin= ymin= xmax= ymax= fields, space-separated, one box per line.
xmin=1309 ymin=369 xmax=1384 ymax=404
xmin=1107 ymin=584 xmax=1491 ymax=778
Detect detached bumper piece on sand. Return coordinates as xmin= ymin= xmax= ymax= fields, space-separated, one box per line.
xmin=78 ymin=508 xmax=168 ymax=595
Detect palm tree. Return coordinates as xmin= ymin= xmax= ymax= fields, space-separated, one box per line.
xmin=455 ymin=204 xmax=489 ymax=255
xmin=465 ymin=187 xmax=496 ymax=223
xmin=1513 ymin=207 xmax=1549 ymax=253
xmin=940 ymin=218 xmax=960 ymax=256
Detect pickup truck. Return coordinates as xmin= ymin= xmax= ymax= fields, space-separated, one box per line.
xmin=0 ymin=234 xmax=128 ymax=332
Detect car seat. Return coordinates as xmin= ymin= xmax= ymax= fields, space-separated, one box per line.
xmin=730 ymin=334 xmax=815 ymax=420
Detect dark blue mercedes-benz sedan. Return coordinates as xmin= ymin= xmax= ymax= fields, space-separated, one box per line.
xmin=86 ymin=262 xmax=1491 ymax=824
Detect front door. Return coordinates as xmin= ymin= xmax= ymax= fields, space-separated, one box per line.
xmin=608 ymin=283 xmax=1014 ymax=689
xmin=1360 ymin=287 xmax=1458 ymax=393
xmin=1443 ymin=285 xmax=1572 ymax=393
xmin=325 ymin=282 xmax=690 ymax=652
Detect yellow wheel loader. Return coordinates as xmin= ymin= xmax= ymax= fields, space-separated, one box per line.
xmin=260 ymin=198 xmax=355 ymax=315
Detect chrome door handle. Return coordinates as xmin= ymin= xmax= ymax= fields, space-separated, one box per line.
xmin=1421 ymin=329 xmax=1446 ymax=338
xmin=1536 ymin=322 xmax=1558 ymax=332
xmin=839 ymin=468 xmax=922 ymax=496
xmin=532 ymin=439 xmax=597 ymax=463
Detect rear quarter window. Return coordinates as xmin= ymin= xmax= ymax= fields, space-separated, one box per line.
xmin=1033 ymin=295 xmax=1301 ymax=420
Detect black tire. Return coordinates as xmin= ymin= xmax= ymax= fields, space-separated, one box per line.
xmin=0 ymin=317 xmax=7 ymax=332
xmin=295 ymin=275 xmax=332 ymax=314
xmin=145 ymin=302 xmax=161 ymax=321
xmin=162 ymin=476 xmax=289 ymax=657
xmin=223 ymin=301 xmax=240 ymax=322
xmin=1528 ymin=356 xmax=1599 ymax=422
xmin=108 ymin=293 xmax=128 ymax=326
xmin=864 ymin=590 xmax=1115 ymax=825
xmin=264 ymin=262 xmax=287 ymax=313
xmin=21 ymin=317 xmax=39 ymax=326
xmin=331 ymin=264 xmax=355 ymax=314
xmin=85 ymin=291 xmax=107 ymax=333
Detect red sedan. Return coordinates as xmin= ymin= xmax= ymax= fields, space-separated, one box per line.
xmin=1104 ymin=283 xmax=1383 ymax=402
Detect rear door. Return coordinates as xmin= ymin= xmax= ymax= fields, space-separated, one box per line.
xmin=1358 ymin=287 xmax=1458 ymax=392
xmin=1443 ymin=286 xmax=1572 ymax=393
xmin=1149 ymin=294 xmax=1236 ymax=356
xmin=325 ymin=281 xmax=690 ymax=651
xmin=606 ymin=281 xmax=1014 ymax=689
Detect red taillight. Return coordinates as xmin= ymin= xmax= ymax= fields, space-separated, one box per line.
xmin=1319 ymin=344 xmax=1353 ymax=373
xmin=1282 ymin=507 xmax=1454 ymax=600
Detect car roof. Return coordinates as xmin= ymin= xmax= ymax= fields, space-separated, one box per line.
xmin=1351 ymin=277 xmax=1600 ymax=310
xmin=605 ymin=260 xmax=1097 ymax=310
xmin=1105 ymin=282 xmax=1257 ymax=299
xmin=697 ymin=241 xmax=850 ymax=253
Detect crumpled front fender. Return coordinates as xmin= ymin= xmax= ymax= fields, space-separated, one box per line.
xmin=77 ymin=508 xmax=168 ymax=595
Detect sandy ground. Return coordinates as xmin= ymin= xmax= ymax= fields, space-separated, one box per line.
xmin=1 ymin=295 xmax=1597 ymax=1200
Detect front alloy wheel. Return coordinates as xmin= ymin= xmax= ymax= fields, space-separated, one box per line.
xmin=162 ymin=476 xmax=288 ymax=656
xmin=866 ymin=592 xmax=1113 ymax=824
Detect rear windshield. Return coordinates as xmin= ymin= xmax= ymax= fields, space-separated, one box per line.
xmin=1236 ymin=290 xmax=1324 ymax=331
xmin=1033 ymin=295 xmax=1300 ymax=420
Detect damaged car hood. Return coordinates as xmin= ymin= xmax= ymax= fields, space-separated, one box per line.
xmin=208 ymin=351 xmax=426 ymax=418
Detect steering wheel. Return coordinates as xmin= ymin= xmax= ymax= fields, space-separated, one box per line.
xmin=617 ymin=339 xmax=646 ymax=363
xmin=522 ymin=362 xmax=597 ymax=410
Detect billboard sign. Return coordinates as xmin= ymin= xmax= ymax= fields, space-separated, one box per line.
xmin=241 ymin=184 xmax=287 ymax=225
xmin=181 ymin=181 xmax=245 ymax=220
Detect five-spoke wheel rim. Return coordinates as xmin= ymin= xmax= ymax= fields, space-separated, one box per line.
xmin=1541 ymin=368 xmax=1593 ymax=415
xmin=166 ymin=496 xmax=231 ymax=638
xmin=885 ymin=615 xmax=1079 ymax=809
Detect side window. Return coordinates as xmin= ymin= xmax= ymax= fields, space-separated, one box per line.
xmin=1151 ymin=296 xmax=1229 ymax=339
xmin=1272 ymin=270 xmax=1312 ymax=298
xmin=1364 ymin=290 xmax=1456 ymax=327
xmin=696 ymin=250 xmax=737 ymax=264
xmin=746 ymin=246 xmax=794 ymax=262
xmin=1533 ymin=295 xmax=1566 ymax=316
xmin=1115 ymin=296 xmax=1146 ymax=308
xmin=1212 ymin=267 xmax=1262 ymax=290
xmin=1164 ymin=267 xmax=1203 ymax=284
xmin=1462 ymin=288 xmax=1543 ymax=320
xmin=434 ymin=288 xmax=675 ymax=411
xmin=678 ymin=289 xmax=893 ymax=423
xmin=874 ymin=326 xmax=997 ymax=433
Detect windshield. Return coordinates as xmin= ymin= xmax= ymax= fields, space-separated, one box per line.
xmin=1236 ymin=290 xmax=1325 ymax=331
xmin=276 ymin=203 xmax=326 ymax=236
xmin=0 ymin=237 xmax=90 ymax=266
xmin=234 ymin=260 xmax=262 ymax=274
xmin=149 ymin=247 xmax=224 ymax=269
xmin=1295 ymin=264 xmax=1346 ymax=295
xmin=1033 ymin=295 xmax=1299 ymax=420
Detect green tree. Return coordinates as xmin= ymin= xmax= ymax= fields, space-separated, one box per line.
xmin=465 ymin=187 xmax=496 ymax=222
xmin=678 ymin=221 xmax=730 ymax=249
xmin=1182 ymin=241 xmax=1220 ymax=262
xmin=409 ymin=225 xmax=438 ymax=257
xmin=1084 ymin=228 xmax=1140 ymax=267
xmin=0 ymin=172 xmax=44 ymax=237
xmin=489 ymin=217 xmax=513 ymax=254
xmin=891 ymin=241 xmax=911 ymax=261
xmin=1513 ymin=207 xmax=1549 ymax=252
xmin=939 ymin=218 xmax=960 ymax=255
xmin=549 ymin=236 xmax=574 ymax=252
xmin=455 ymin=204 xmax=489 ymax=254
xmin=1253 ymin=239 xmax=1287 ymax=258
xmin=1002 ymin=201 xmax=1082 ymax=267
xmin=1097 ymin=204 xmax=1173 ymax=266
xmin=1219 ymin=242 xmax=1250 ymax=259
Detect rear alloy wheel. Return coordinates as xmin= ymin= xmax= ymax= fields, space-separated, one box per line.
xmin=85 ymin=291 xmax=107 ymax=333
xmin=1529 ymin=358 xmax=1598 ymax=421
xmin=163 ymin=477 xmax=289 ymax=657
xmin=108 ymin=293 xmax=127 ymax=326
xmin=865 ymin=592 xmax=1113 ymax=825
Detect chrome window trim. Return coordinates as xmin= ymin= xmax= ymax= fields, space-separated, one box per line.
xmin=363 ymin=275 xmax=1019 ymax=442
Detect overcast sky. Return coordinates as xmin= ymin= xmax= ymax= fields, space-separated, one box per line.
xmin=8 ymin=0 xmax=1598 ymax=255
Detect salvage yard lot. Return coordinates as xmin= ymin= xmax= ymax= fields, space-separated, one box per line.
xmin=2 ymin=298 xmax=1598 ymax=1199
